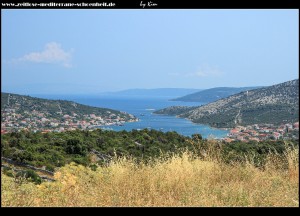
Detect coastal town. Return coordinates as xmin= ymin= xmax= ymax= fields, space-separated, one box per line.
xmin=1 ymin=93 xmax=298 ymax=141
xmin=1 ymin=107 xmax=138 ymax=134
xmin=2 ymin=104 xmax=298 ymax=143
xmin=224 ymin=122 xmax=299 ymax=142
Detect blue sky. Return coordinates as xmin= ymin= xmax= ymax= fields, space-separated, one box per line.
xmin=2 ymin=9 xmax=299 ymax=94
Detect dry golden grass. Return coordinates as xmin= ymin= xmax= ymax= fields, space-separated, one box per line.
xmin=1 ymin=148 xmax=299 ymax=207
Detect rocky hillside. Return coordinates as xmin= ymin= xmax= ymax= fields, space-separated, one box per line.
xmin=155 ymin=79 xmax=299 ymax=128
xmin=171 ymin=86 xmax=260 ymax=103
xmin=154 ymin=106 xmax=197 ymax=116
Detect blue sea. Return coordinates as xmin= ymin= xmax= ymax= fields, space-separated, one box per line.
xmin=36 ymin=95 xmax=229 ymax=138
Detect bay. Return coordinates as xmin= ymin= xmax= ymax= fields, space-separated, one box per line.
xmin=35 ymin=95 xmax=229 ymax=138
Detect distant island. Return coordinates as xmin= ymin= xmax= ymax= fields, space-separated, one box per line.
xmin=1 ymin=92 xmax=138 ymax=133
xmin=171 ymin=86 xmax=261 ymax=103
xmin=101 ymin=88 xmax=201 ymax=98
xmin=155 ymin=79 xmax=299 ymax=129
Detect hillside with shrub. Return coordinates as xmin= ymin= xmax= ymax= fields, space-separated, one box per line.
xmin=2 ymin=131 xmax=298 ymax=206
xmin=1 ymin=129 xmax=298 ymax=178
xmin=156 ymin=79 xmax=299 ymax=128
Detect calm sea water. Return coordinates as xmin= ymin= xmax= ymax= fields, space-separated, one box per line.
xmin=37 ymin=95 xmax=228 ymax=138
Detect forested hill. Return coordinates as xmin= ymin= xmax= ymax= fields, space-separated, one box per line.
xmin=1 ymin=92 xmax=137 ymax=132
xmin=171 ymin=86 xmax=260 ymax=103
xmin=155 ymin=79 xmax=299 ymax=128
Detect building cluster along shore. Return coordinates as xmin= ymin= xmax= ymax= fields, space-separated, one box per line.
xmin=1 ymin=108 xmax=138 ymax=134
xmin=224 ymin=122 xmax=299 ymax=142
xmin=1 ymin=104 xmax=299 ymax=142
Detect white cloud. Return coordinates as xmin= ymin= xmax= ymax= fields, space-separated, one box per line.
xmin=186 ymin=65 xmax=223 ymax=78
xmin=18 ymin=42 xmax=73 ymax=68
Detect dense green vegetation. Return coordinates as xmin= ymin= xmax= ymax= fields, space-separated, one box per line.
xmin=1 ymin=129 xmax=298 ymax=176
xmin=1 ymin=129 xmax=190 ymax=171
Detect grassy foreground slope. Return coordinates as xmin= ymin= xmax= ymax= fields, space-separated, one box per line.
xmin=2 ymin=143 xmax=298 ymax=207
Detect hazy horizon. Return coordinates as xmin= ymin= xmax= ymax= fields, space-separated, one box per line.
xmin=2 ymin=9 xmax=299 ymax=95
xmin=2 ymin=79 xmax=296 ymax=97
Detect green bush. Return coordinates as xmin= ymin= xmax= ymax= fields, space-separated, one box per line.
xmin=16 ymin=169 xmax=42 ymax=184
